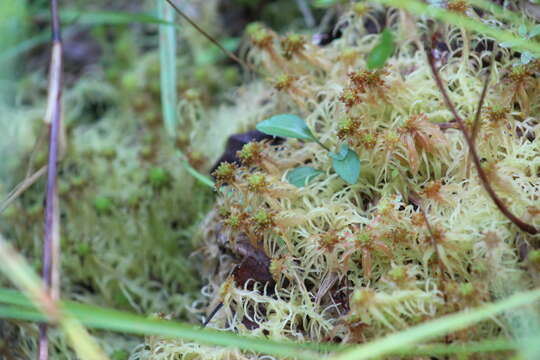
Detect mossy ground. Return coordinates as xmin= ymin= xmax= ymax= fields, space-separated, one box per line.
xmin=134 ymin=3 xmax=540 ymax=359
xmin=2 ymin=1 xmax=540 ymax=359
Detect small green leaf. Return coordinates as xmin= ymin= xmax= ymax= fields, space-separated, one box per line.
xmin=529 ymin=25 xmax=540 ymax=38
xmin=328 ymin=143 xmax=349 ymax=161
xmin=518 ymin=24 xmax=528 ymax=37
xmin=521 ymin=51 xmax=535 ymax=64
xmin=367 ymin=29 xmax=395 ymax=70
xmin=256 ymin=114 xmax=317 ymax=141
xmin=332 ymin=145 xmax=360 ymax=185
xmin=286 ymin=167 xmax=324 ymax=187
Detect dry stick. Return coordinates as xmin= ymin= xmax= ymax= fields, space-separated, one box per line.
xmin=39 ymin=0 xmax=63 ymax=359
xmin=0 ymin=166 xmax=47 ymax=215
xmin=426 ymin=49 xmax=538 ymax=235
xmin=408 ymin=191 xmax=446 ymax=279
xmin=164 ymin=0 xmax=256 ymax=74
xmin=202 ymin=302 xmax=224 ymax=328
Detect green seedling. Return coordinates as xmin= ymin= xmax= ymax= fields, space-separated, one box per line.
xmin=256 ymin=114 xmax=361 ymax=185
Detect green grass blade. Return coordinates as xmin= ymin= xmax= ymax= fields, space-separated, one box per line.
xmin=0 ymin=32 xmax=51 ymax=63
xmin=157 ymin=1 xmax=177 ymax=137
xmin=38 ymin=9 xmax=176 ymax=26
xmin=157 ymin=1 xmax=215 ymax=188
xmin=0 ymin=237 xmax=108 ymax=360
xmin=1 ymin=9 xmax=174 ymax=63
xmin=0 ymin=304 xmax=47 ymax=322
xmin=374 ymin=0 xmax=540 ymax=55
xmin=0 ymin=288 xmax=325 ymax=360
xmin=392 ymin=338 xmax=515 ymax=356
xmin=181 ymin=157 xmax=215 ymax=188
xmin=333 ymin=287 xmax=540 ymax=360
xmin=468 ymin=0 xmax=532 ymax=29
xmin=0 ymin=287 xmax=519 ymax=358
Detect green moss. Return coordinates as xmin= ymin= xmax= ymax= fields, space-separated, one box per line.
xmin=6 ymin=1 xmax=540 ymax=359
xmin=94 ymin=196 xmax=113 ymax=213
xmin=148 ymin=167 xmax=170 ymax=188
xmin=111 ymin=349 xmax=130 ymax=360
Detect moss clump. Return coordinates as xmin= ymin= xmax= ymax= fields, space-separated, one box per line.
xmin=94 ymin=196 xmax=113 ymax=213
xmin=134 ymin=2 xmax=540 ymax=359
xmin=147 ymin=167 xmax=170 ymax=188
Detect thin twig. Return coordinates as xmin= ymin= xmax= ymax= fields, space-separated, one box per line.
xmin=437 ymin=121 xmax=458 ymax=130
xmin=202 ymin=302 xmax=224 ymax=328
xmin=164 ymin=0 xmax=256 ymax=73
xmin=39 ymin=0 xmax=63 ymax=358
xmin=426 ymin=46 xmax=537 ymax=235
xmin=466 ymin=53 xmax=495 ymax=178
xmin=465 ymin=72 xmax=490 ymax=178
xmin=0 ymin=166 xmax=47 ymax=215
xmin=408 ymin=191 xmax=446 ymax=278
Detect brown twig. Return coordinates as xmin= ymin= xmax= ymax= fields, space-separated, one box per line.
xmin=39 ymin=0 xmax=63 ymax=358
xmin=426 ymin=45 xmax=538 ymax=235
xmin=466 ymin=53 xmax=494 ymax=178
xmin=202 ymin=302 xmax=224 ymax=328
xmin=408 ymin=191 xmax=446 ymax=278
xmin=437 ymin=121 xmax=458 ymax=130
xmin=164 ymin=0 xmax=256 ymax=74
xmin=465 ymin=72 xmax=489 ymax=178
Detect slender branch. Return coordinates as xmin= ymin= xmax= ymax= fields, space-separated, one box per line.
xmin=316 ymin=139 xmax=331 ymax=152
xmin=466 ymin=54 xmax=494 ymax=177
xmin=426 ymin=47 xmax=537 ymax=235
xmin=408 ymin=191 xmax=446 ymax=278
xmin=164 ymin=0 xmax=256 ymax=73
xmin=202 ymin=302 xmax=224 ymax=328
xmin=437 ymin=121 xmax=458 ymax=130
xmin=40 ymin=0 xmax=64 ymax=358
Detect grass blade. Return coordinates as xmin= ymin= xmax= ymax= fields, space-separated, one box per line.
xmin=0 ymin=288 xmax=324 ymax=360
xmin=0 ymin=287 xmax=529 ymax=358
xmin=157 ymin=1 xmax=177 ymax=137
xmin=0 ymin=288 xmax=523 ymax=358
xmin=157 ymin=1 xmax=214 ymax=188
xmin=333 ymin=288 xmax=540 ymax=360
xmin=374 ymin=0 xmax=540 ymax=55
xmin=33 ymin=9 xmax=176 ymax=26
xmin=0 ymin=237 xmax=108 ymax=360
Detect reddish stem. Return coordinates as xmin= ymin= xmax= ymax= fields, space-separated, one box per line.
xmin=39 ymin=0 xmax=63 ymax=359
xmin=426 ymin=48 xmax=537 ymax=235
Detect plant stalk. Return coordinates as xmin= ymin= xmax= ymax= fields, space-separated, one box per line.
xmin=426 ymin=45 xmax=537 ymax=235
xmin=39 ymin=0 xmax=63 ymax=358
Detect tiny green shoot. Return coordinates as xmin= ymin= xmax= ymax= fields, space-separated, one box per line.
xmin=257 ymin=115 xmax=361 ymax=185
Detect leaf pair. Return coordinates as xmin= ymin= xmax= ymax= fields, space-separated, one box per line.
xmin=328 ymin=144 xmax=361 ymax=185
xmin=256 ymin=114 xmax=360 ymax=187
